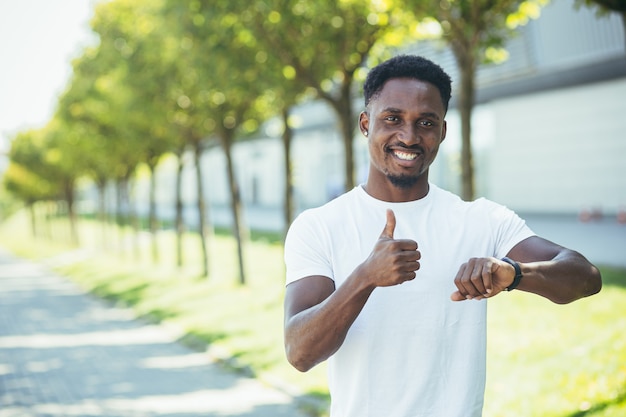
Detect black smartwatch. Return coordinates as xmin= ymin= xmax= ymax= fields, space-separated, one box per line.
xmin=501 ymin=257 xmax=523 ymax=291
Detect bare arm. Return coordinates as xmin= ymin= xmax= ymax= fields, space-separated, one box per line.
xmin=284 ymin=209 xmax=420 ymax=372
xmin=506 ymin=236 xmax=602 ymax=303
xmin=451 ymin=236 xmax=602 ymax=304
xmin=284 ymin=273 xmax=374 ymax=372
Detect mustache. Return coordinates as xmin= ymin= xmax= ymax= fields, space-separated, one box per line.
xmin=388 ymin=142 xmax=424 ymax=153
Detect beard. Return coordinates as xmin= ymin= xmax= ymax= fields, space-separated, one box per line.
xmin=387 ymin=173 xmax=420 ymax=189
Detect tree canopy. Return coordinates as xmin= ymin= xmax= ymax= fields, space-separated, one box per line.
xmin=4 ymin=0 xmax=562 ymax=277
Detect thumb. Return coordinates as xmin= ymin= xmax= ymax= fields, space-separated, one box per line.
xmin=379 ymin=209 xmax=396 ymax=240
xmin=450 ymin=290 xmax=466 ymax=302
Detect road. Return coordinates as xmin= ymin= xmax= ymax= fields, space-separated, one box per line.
xmin=0 ymin=250 xmax=310 ymax=417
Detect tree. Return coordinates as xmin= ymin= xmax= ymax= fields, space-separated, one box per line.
xmin=164 ymin=1 xmax=293 ymax=284
xmin=411 ymin=0 xmax=548 ymax=200
xmin=161 ymin=0 xmax=223 ymax=278
xmin=202 ymin=6 xmax=273 ymax=285
xmin=225 ymin=4 xmax=311 ymax=233
xmin=244 ymin=0 xmax=412 ymax=192
xmin=5 ymin=124 xmax=82 ymax=245
xmin=4 ymin=130 xmax=60 ymax=238
xmin=90 ymin=0 xmax=178 ymax=263
xmin=64 ymin=0 xmax=171 ymax=259
xmin=57 ymin=48 xmax=116 ymax=249
xmin=43 ymin=121 xmax=83 ymax=245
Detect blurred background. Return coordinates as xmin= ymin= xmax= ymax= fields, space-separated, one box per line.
xmin=1 ymin=0 xmax=624 ymax=274
xmin=0 ymin=1 xmax=625 ymax=416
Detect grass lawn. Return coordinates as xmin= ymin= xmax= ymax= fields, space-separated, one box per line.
xmin=485 ymin=266 xmax=626 ymax=417
xmin=1 ymin=211 xmax=624 ymax=417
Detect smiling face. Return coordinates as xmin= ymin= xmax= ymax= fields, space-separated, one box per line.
xmin=360 ymin=77 xmax=447 ymax=202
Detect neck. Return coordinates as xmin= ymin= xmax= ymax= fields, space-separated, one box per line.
xmin=363 ymin=176 xmax=430 ymax=202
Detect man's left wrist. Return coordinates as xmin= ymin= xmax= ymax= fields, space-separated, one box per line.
xmin=501 ymin=257 xmax=523 ymax=291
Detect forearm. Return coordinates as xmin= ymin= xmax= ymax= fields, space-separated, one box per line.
xmin=285 ymin=271 xmax=375 ymax=372
xmin=516 ymin=249 xmax=602 ymax=304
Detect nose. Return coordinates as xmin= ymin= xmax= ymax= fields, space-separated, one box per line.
xmin=397 ymin=123 xmax=420 ymax=146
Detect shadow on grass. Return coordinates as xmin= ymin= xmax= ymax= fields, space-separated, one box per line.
xmin=213 ymin=226 xmax=283 ymax=245
xmin=91 ymin=280 xmax=150 ymax=305
xmin=560 ymin=386 xmax=626 ymax=416
xmin=176 ymin=330 xmax=260 ymax=378
xmin=88 ymin=277 xmax=185 ymax=324
xmin=297 ymin=389 xmax=330 ymax=417
xmin=177 ymin=329 xmax=228 ymax=351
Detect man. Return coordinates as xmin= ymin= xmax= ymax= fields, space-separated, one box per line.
xmin=283 ymin=55 xmax=601 ymax=417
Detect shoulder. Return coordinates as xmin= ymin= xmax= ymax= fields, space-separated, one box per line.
xmin=429 ymin=185 xmax=492 ymax=215
xmin=430 ymin=185 xmax=523 ymax=224
xmin=291 ymin=188 xmax=360 ymax=226
xmin=472 ymin=197 xmax=521 ymax=221
xmin=286 ymin=188 xmax=360 ymax=240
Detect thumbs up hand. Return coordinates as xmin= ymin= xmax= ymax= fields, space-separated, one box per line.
xmin=379 ymin=208 xmax=397 ymax=240
xmin=359 ymin=209 xmax=421 ymax=288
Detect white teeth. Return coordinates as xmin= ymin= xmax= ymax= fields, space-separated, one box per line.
xmin=394 ymin=151 xmax=418 ymax=161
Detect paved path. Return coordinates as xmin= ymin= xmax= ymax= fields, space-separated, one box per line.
xmin=0 ymin=250 xmax=310 ymax=417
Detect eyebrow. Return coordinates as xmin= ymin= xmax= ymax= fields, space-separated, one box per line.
xmin=381 ymin=107 xmax=441 ymax=121
xmin=382 ymin=107 xmax=403 ymax=114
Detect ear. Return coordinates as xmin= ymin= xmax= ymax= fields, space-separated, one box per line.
xmin=359 ymin=111 xmax=370 ymax=137
xmin=440 ymin=120 xmax=447 ymax=143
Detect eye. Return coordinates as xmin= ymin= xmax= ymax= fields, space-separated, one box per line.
xmin=418 ymin=120 xmax=434 ymax=127
xmin=384 ymin=115 xmax=399 ymax=122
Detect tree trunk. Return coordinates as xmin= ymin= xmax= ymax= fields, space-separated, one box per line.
xmin=44 ymin=202 xmax=53 ymax=240
xmin=220 ymin=132 xmax=247 ymax=285
xmin=64 ymin=178 xmax=78 ymax=246
xmin=96 ymin=179 xmax=107 ymax=250
xmin=282 ymin=108 xmax=295 ymax=236
xmin=28 ymin=202 xmax=37 ymax=238
xmin=326 ymin=80 xmax=356 ymax=193
xmin=453 ymin=46 xmax=477 ymax=201
xmin=174 ymin=149 xmax=185 ymax=268
xmin=116 ymin=179 xmax=125 ymax=256
xmin=116 ymin=176 xmax=133 ymax=258
xmin=148 ymin=162 xmax=159 ymax=264
xmin=194 ymin=142 xmax=211 ymax=278
xmin=340 ymin=112 xmax=356 ymax=192
xmin=129 ymin=178 xmax=140 ymax=262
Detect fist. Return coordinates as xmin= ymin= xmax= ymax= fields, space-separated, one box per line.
xmin=450 ymin=257 xmax=516 ymax=301
xmin=362 ymin=209 xmax=421 ymax=287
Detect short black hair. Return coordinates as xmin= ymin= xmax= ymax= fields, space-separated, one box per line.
xmin=363 ymin=55 xmax=452 ymax=112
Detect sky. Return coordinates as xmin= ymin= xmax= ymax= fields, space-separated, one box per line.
xmin=0 ymin=0 xmax=98 ymax=162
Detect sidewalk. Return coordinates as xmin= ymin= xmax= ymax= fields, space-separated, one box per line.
xmin=0 ymin=250 xmax=311 ymax=417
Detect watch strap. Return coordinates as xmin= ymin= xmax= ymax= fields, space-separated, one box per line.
xmin=501 ymin=257 xmax=523 ymax=291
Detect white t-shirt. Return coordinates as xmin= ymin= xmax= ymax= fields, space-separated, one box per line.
xmin=284 ymin=184 xmax=535 ymax=417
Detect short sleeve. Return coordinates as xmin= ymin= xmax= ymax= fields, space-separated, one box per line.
xmin=483 ymin=199 xmax=535 ymax=258
xmin=284 ymin=210 xmax=334 ymax=286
